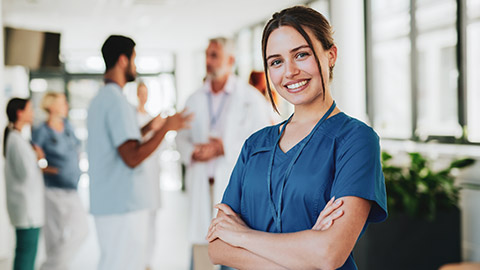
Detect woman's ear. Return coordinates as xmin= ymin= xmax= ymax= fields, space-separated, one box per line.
xmin=328 ymin=45 xmax=338 ymax=67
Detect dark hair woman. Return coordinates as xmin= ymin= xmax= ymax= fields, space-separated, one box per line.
xmin=4 ymin=98 xmax=45 ymax=270
xmin=207 ymin=6 xmax=387 ymax=270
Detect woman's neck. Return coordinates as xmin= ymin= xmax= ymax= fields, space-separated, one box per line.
xmin=13 ymin=121 xmax=25 ymax=132
xmin=291 ymin=94 xmax=337 ymax=125
xmin=47 ymin=116 xmax=64 ymax=132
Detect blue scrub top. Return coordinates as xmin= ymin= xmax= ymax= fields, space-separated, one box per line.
xmin=32 ymin=120 xmax=81 ymax=190
xmin=222 ymin=112 xmax=388 ymax=270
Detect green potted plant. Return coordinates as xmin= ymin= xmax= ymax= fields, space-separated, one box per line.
xmin=354 ymin=151 xmax=475 ymax=270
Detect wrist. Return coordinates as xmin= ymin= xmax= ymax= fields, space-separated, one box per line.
xmin=238 ymin=228 xmax=256 ymax=249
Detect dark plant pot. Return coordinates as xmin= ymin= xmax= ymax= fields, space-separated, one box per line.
xmin=353 ymin=208 xmax=461 ymax=270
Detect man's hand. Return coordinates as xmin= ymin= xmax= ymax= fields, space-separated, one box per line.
xmin=164 ymin=109 xmax=193 ymax=131
xmin=191 ymin=137 xmax=224 ymax=162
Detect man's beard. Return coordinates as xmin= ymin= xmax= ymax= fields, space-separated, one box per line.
xmin=207 ymin=65 xmax=230 ymax=80
xmin=125 ymin=60 xmax=136 ymax=82
xmin=126 ymin=70 xmax=136 ymax=82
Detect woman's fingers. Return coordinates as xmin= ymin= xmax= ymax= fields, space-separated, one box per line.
xmin=215 ymin=203 xmax=236 ymax=216
xmin=319 ymin=210 xmax=344 ymax=231
xmin=312 ymin=197 xmax=344 ymax=231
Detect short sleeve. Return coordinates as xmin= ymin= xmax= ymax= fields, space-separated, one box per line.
xmin=106 ymin=98 xmax=141 ymax=148
xmin=331 ymin=127 xmax=387 ymax=223
xmin=221 ymin=140 xmax=249 ymax=214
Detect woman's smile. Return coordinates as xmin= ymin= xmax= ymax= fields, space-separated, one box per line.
xmin=284 ymin=79 xmax=310 ymax=93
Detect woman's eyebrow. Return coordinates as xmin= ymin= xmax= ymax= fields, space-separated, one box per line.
xmin=266 ymin=45 xmax=311 ymax=61
xmin=290 ymin=45 xmax=310 ymax=53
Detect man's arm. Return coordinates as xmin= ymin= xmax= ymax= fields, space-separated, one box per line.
xmin=140 ymin=114 xmax=167 ymax=136
xmin=118 ymin=112 xmax=191 ymax=168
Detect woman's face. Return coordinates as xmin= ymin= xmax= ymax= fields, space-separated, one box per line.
xmin=18 ymin=101 xmax=34 ymax=124
xmin=137 ymin=85 xmax=148 ymax=106
xmin=265 ymin=26 xmax=336 ymax=107
xmin=50 ymin=95 xmax=69 ymax=117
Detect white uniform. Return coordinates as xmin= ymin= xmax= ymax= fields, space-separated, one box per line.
xmin=137 ymin=110 xmax=162 ymax=267
xmin=176 ymin=75 xmax=271 ymax=244
xmin=5 ymin=129 xmax=44 ymax=229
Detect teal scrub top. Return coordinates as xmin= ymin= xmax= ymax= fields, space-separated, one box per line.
xmin=222 ymin=112 xmax=388 ymax=270
xmin=33 ymin=120 xmax=81 ymax=190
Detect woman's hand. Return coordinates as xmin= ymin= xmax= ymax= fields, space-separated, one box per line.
xmin=206 ymin=204 xmax=251 ymax=247
xmin=32 ymin=144 xmax=45 ymax=160
xmin=312 ymin=197 xmax=344 ymax=231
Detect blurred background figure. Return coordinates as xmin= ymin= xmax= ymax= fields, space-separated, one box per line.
xmin=176 ymin=37 xmax=270 ymax=270
xmin=87 ymin=35 xmax=191 ymax=270
xmin=248 ymin=70 xmax=278 ymax=104
xmin=136 ymin=82 xmax=163 ymax=270
xmin=4 ymin=98 xmax=44 ymax=270
xmin=249 ymin=70 xmax=282 ymax=124
xmin=32 ymin=92 xmax=89 ymax=270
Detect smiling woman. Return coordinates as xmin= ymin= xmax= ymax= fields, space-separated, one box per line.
xmin=207 ymin=6 xmax=388 ymax=270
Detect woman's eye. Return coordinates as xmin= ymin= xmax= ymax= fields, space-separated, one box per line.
xmin=269 ymin=59 xmax=282 ymax=67
xmin=296 ymin=52 xmax=309 ymax=59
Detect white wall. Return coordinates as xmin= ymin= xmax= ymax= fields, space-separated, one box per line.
xmin=0 ymin=0 xmax=13 ymax=261
xmin=329 ymin=0 xmax=369 ymax=123
xmin=175 ymin=49 xmax=205 ymax=109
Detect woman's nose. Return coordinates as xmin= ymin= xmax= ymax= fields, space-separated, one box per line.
xmin=285 ymin=60 xmax=300 ymax=78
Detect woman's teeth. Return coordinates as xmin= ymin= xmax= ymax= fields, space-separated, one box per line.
xmin=286 ymin=80 xmax=307 ymax=89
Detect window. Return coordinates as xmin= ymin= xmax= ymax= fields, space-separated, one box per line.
xmin=367 ymin=0 xmax=479 ymax=144
xmin=466 ymin=0 xmax=480 ymax=142
xmin=369 ymin=0 xmax=412 ymax=139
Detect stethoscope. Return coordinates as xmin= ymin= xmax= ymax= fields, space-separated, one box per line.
xmin=267 ymin=101 xmax=336 ymax=232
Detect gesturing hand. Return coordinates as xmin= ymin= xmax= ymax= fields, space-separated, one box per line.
xmin=165 ymin=109 xmax=194 ymax=131
xmin=312 ymin=196 xmax=344 ymax=231
xmin=206 ymin=204 xmax=251 ymax=247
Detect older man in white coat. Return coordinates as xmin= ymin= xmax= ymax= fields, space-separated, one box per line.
xmin=176 ymin=37 xmax=271 ymax=269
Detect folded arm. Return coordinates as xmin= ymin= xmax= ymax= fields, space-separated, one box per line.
xmin=209 ymin=196 xmax=370 ymax=270
xmin=209 ymin=238 xmax=288 ymax=270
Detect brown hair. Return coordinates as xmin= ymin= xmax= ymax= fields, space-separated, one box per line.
xmin=261 ymin=6 xmax=335 ymax=112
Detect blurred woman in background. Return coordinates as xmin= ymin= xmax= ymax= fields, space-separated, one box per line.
xmin=136 ymin=82 xmax=163 ymax=270
xmin=32 ymin=92 xmax=88 ymax=270
xmin=4 ymin=98 xmax=44 ymax=270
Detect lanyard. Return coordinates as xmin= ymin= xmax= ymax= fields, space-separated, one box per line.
xmin=207 ymin=91 xmax=229 ymax=130
xmin=267 ymin=101 xmax=336 ymax=232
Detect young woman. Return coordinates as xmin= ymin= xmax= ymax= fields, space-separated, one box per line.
xmin=32 ymin=92 xmax=89 ymax=270
xmin=135 ymin=82 xmax=163 ymax=270
xmin=4 ymin=98 xmax=45 ymax=270
xmin=207 ymin=6 xmax=387 ymax=270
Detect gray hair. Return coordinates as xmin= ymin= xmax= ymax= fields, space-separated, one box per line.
xmin=209 ymin=37 xmax=235 ymax=57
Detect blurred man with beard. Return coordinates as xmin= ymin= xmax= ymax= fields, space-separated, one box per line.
xmin=176 ymin=37 xmax=270 ymax=270
xmin=87 ymin=35 xmax=191 ymax=270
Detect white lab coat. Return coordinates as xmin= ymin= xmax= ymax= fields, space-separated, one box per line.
xmin=4 ymin=129 xmax=44 ymax=228
xmin=176 ymin=75 xmax=271 ymax=244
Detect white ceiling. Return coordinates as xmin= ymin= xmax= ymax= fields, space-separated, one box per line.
xmin=3 ymin=0 xmax=306 ymax=55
